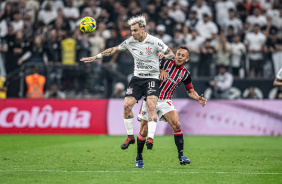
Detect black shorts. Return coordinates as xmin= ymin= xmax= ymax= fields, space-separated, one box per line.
xmin=125 ymin=76 xmax=160 ymax=101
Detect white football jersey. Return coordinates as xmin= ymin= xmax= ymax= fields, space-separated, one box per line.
xmin=118 ymin=33 xmax=168 ymax=79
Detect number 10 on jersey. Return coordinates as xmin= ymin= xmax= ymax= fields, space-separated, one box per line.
xmin=148 ymin=81 xmax=155 ymax=88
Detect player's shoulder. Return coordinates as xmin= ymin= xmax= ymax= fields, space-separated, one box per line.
xmin=160 ymin=59 xmax=174 ymax=65
xmin=123 ymin=36 xmax=135 ymax=43
xmin=183 ymin=65 xmax=191 ymax=75
xmin=148 ymin=34 xmax=162 ymax=43
xmin=121 ymin=36 xmax=138 ymax=46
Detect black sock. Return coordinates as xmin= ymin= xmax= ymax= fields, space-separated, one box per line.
xmin=174 ymin=134 xmax=184 ymax=159
xmin=136 ymin=139 xmax=145 ymax=160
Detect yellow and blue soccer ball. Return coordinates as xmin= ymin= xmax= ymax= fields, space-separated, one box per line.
xmin=80 ymin=17 xmax=96 ymax=33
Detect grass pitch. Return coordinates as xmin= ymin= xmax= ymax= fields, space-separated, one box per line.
xmin=0 ymin=135 xmax=281 ymax=184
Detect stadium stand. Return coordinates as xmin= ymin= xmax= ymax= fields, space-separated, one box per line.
xmin=0 ymin=0 xmax=281 ymax=99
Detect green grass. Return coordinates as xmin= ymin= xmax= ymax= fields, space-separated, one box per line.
xmin=0 ymin=135 xmax=282 ymax=184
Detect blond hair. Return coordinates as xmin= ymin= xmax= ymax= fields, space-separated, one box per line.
xmin=127 ymin=15 xmax=146 ymax=27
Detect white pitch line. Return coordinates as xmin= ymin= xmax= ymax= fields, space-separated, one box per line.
xmin=0 ymin=170 xmax=281 ymax=175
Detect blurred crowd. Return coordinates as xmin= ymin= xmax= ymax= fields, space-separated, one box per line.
xmin=0 ymin=0 xmax=282 ymax=99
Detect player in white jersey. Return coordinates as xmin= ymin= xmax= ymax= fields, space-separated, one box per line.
xmin=80 ymin=15 xmax=175 ymax=149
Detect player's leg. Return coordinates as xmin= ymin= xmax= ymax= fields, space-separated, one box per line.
xmin=163 ymin=110 xmax=191 ymax=165
xmin=146 ymin=95 xmax=158 ymax=149
xmin=144 ymin=79 xmax=160 ymax=149
xmin=121 ymin=96 xmax=137 ymax=149
xmin=121 ymin=77 xmax=143 ymax=149
xmin=135 ymin=119 xmax=148 ymax=168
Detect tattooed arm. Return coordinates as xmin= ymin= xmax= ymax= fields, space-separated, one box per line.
xmin=80 ymin=46 xmax=121 ymax=63
xmin=101 ymin=46 xmax=120 ymax=57
xmin=157 ymin=47 xmax=175 ymax=60
xmin=164 ymin=47 xmax=175 ymax=60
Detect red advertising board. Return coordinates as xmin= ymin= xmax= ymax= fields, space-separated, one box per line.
xmin=0 ymin=99 xmax=108 ymax=134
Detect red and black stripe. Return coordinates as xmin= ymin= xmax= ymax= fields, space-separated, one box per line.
xmin=159 ymin=60 xmax=191 ymax=100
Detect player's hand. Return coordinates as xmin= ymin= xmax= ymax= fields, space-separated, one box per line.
xmin=157 ymin=52 xmax=165 ymax=59
xmin=160 ymin=69 xmax=169 ymax=81
xmin=80 ymin=56 xmax=96 ymax=63
xmin=198 ymin=94 xmax=207 ymax=107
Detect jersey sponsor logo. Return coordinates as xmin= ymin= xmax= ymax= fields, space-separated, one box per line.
xmin=136 ymin=62 xmax=153 ymax=69
xmin=132 ymin=48 xmax=137 ymax=51
xmin=0 ymin=105 xmax=91 ymax=129
xmin=139 ymin=51 xmax=144 ymax=55
xmin=136 ymin=58 xmax=152 ymax=63
xmin=138 ymin=73 xmax=152 ymax=76
xmin=158 ymin=42 xmax=164 ymax=50
xmin=147 ymin=88 xmax=156 ymax=94
xmin=145 ymin=47 xmax=152 ymax=55
xmin=167 ymin=77 xmax=178 ymax=85
xmin=145 ymin=41 xmax=154 ymax=45
xmin=126 ymin=87 xmax=133 ymax=95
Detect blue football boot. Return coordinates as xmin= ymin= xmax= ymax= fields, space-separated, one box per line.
xmin=179 ymin=156 xmax=191 ymax=165
xmin=135 ymin=159 xmax=144 ymax=168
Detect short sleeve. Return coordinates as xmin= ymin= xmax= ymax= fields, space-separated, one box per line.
xmin=118 ymin=39 xmax=128 ymax=51
xmin=155 ymin=38 xmax=168 ymax=53
xmin=183 ymin=74 xmax=194 ymax=91
xmin=277 ymin=68 xmax=282 ymax=80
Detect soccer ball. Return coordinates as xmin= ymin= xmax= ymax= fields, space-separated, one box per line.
xmin=80 ymin=17 xmax=97 ymax=33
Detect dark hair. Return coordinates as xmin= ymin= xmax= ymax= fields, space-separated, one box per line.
xmin=205 ymin=38 xmax=212 ymax=43
xmin=218 ymin=64 xmax=227 ymax=69
xmin=178 ymin=46 xmax=189 ymax=53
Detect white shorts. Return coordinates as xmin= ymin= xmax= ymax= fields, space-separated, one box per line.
xmin=138 ymin=99 xmax=176 ymax=122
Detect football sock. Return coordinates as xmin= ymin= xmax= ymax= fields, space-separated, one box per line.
xmin=174 ymin=129 xmax=184 ymax=159
xmin=136 ymin=132 xmax=146 ymax=160
xmin=148 ymin=121 xmax=157 ymax=139
xmin=124 ymin=118 xmax=134 ymax=136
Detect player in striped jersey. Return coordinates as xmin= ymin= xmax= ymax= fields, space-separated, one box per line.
xmin=135 ymin=46 xmax=207 ymax=168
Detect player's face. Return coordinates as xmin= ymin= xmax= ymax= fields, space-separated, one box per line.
xmin=175 ymin=49 xmax=189 ymax=67
xmin=131 ymin=23 xmax=145 ymax=41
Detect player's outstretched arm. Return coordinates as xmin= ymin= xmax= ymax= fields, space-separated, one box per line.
xmin=187 ymin=89 xmax=207 ymax=107
xmin=157 ymin=48 xmax=175 ymax=60
xmin=80 ymin=46 xmax=121 ymax=63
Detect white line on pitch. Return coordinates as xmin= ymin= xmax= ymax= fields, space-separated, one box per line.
xmin=0 ymin=170 xmax=281 ymax=175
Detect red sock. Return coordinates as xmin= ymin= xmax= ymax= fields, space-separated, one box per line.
xmin=174 ymin=129 xmax=183 ymax=136
xmin=137 ymin=132 xmax=146 ymax=141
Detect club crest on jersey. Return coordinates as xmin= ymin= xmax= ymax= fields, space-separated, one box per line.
xmin=126 ymin=87 xmax=133 ymax=95
xmin=145 ymin=47 xmax=152 ymax=55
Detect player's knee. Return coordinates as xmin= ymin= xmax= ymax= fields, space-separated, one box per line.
xmin=123 ymin=103 xmax=132 ymax=114
xmin=147 ymin=103 xmax=156 ymax=113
